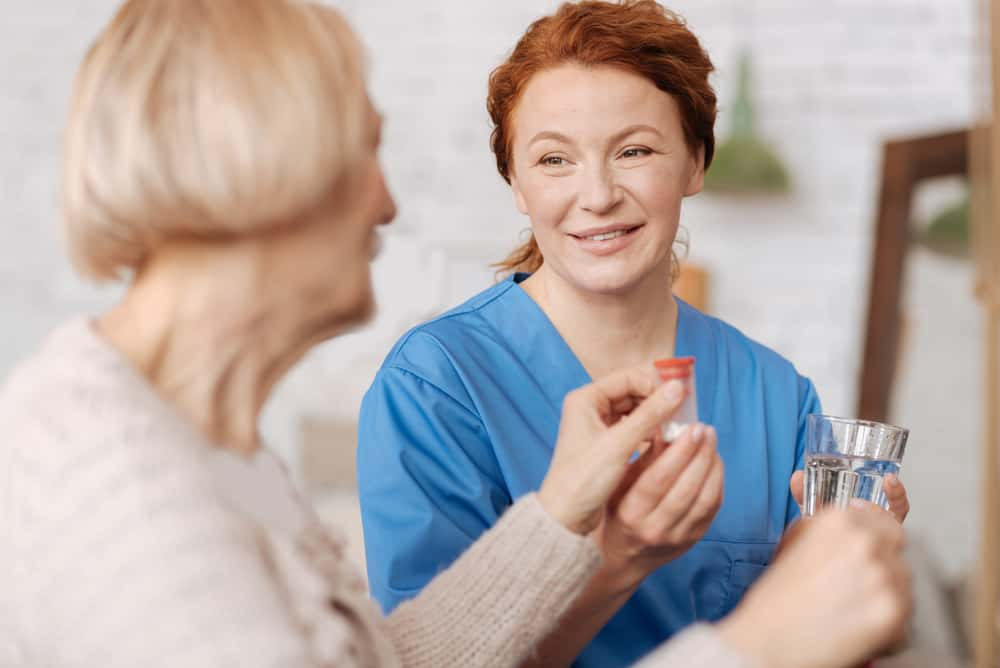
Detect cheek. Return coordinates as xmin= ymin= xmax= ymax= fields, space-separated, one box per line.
xmin=301 ymin=217 xmax=370 ymax=287
xmin=625 ymin=166 xmax=686 ymax=222
xmin=519 ymin=175 xmax=575 ymax=229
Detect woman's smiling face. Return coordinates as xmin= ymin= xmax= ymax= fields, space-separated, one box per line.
xmin=508 ymin=63 xmax=704 ymax=295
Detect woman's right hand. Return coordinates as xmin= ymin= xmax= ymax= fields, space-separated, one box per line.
xmin=717 ymin=504 xmax=912 ymax=668
xmin=538 ymin=366 xmax=690 ymax=535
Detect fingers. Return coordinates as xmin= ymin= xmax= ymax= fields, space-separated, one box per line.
xmin=845 ymin=504 xmax=911 ymax=649
xmin=846 ymin=500 xmax=906 ymax=551
xmin=789 ymin=470 xmax=804 ymax=506
xmin=616 ymin=423 xmax=703 ymax=519
xmin=794 ymin=469 xmax=907 ymax=524
xmin=575 ymin=365 xmax=659 ymax=413
xmin=607 ymin=440 xmax=665 ymax=510
xmin=670 ymin=445 xmax=724 ymax=536
xmin=609 ymin=395 xmax=642 ymax=423
xmin=773 ymin=517 xmax=807 ymax=560
xmin=604 ymin=379 xmax=687 ymax=457
xmin=616 ymin=424 xmax=719 ymax=534
xmin=883 ymin=474 xmax=909 ymax=523
xmin=647 ymin=426 xmax=718 ymax=531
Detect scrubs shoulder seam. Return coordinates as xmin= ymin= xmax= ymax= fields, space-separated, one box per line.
xmin=421 ymin=280 xmax=517 ymax=326
xmin=392 ymin=281 xmax=517 ymax=344
xmin=381 ymin=364 xmax=484 ymax=425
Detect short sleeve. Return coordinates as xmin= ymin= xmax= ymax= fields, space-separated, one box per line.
xmin=358 ymin=362 xmax=510 ymax=613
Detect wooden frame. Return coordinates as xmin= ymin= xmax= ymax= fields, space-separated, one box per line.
xmin=974 ymin=4 xmax=1000 ymax=660
xmin=859 ymin=127 xmax=1000 ymax=666
xmin=856 ymin=129 xmax=969 ymax=422
xmin=861 ymin=4 xmax=1000 ymax=664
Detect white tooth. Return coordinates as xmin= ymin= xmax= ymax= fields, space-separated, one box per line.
xmin=587 ymin=229 xmax=627 ymax=241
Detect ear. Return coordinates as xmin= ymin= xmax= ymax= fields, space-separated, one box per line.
xmin=510 ymin=172 xmax=530 ymax=215
xmin=683 ymin=145 xmax=706 ymax=197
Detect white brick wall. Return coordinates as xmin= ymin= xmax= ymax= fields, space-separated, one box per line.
xmin=1 ymin=0 xmax=982 ymax=577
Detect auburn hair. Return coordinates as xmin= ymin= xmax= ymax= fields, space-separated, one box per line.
xmin=488 ymin=0 xmax=716 ymax=275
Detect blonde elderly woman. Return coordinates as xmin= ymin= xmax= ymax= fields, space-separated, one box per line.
xmin=0 ymin=1 xmax=910 ymax=667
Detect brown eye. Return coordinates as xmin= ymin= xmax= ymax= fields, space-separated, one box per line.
xmin=621 ymin=147 xmax=652 ymax=159
xmin=541 ymin=155 xmax=566 ymax=167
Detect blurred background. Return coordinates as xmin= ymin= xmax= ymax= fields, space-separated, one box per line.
xmin=0 ymin=0 xmax=988 ymax=664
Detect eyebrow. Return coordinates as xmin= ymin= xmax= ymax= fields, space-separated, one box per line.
xmin=527 ymin=123 xmax=665 ymax=148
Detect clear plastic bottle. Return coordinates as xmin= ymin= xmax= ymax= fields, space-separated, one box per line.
xmin=653 ymin=356 xmax=697 ymax=442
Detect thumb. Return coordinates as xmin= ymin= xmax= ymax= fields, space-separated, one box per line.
xmin=605 ymin=379 xmax=686 ymax=456
xmin=789 ymin=470 xmax=804 ymax=506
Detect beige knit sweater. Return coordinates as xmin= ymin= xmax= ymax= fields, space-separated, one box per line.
xmin=0 ymin=319 xmax=749 ymax=668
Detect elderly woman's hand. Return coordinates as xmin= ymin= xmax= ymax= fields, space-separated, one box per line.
xmin=589 ymin=423 xmax=723 ymax=586
xmin=718 ymin=504 xmax=912 ymax=668
xmin=789 ymin=470 xmax=910 ymax=523
xmin=537 ymin=366 xmax=689 ymax=535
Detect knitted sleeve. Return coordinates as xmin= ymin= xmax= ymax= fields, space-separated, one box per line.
xmin=632 ymin=624 xmax=753 ymax=668
xmin=385 ymin=493 xmax=601 ymax=668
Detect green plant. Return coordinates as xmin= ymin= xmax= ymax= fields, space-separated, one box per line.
xmin=704 ymin=50 xmax=790 ymax=195
xmin=919 ymin=195 xmax=970 ymax=259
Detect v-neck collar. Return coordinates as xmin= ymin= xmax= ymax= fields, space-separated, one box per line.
xmin=493 ymin=273 xmax=708 ymax=425
xmin=493 ymin=274 xmax=591 ymax=413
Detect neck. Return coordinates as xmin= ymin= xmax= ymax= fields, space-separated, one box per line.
xmin=521 ymin=264 xmax=679 ymax=379
xmin=96 ymin=246 xmax=331 ymax=456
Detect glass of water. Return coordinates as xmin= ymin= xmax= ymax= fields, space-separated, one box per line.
xmin=802 ymin=414 xmax=909 ymax=516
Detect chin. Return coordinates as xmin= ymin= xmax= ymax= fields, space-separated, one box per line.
xmin=318 ymin=277 xmax=377 ymax=339
xmin=565 ymin=263 xmax=649 ymax=297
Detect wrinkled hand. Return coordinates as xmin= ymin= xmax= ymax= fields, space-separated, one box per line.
xmin=790 ymin=470 xmax=909 ymax=523
xmin=538 ymin=366 xmax=689 ymax=535
xmin=719 ymin=505 xmax=912 ymax=668
xmin=593 ymin=423 xmax=723 ymax=584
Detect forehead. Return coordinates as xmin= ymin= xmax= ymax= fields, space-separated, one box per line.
xmin=513 ymin=63 xmax=681 ymax=137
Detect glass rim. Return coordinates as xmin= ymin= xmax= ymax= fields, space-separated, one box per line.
xmin=806 ymin=413 xmax=909 ymax=436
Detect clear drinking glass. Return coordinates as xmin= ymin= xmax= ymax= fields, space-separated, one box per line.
xmin=802 ymin=414 xmax=909 ymax=516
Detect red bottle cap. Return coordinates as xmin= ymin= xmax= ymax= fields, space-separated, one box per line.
xmin=653 ymin=356 xmax=695 ymax=369
xmin=654 ymin=356 xmax=695 ymax=381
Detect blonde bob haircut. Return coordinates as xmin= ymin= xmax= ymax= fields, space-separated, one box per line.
xmin=64 ymin=0 xmax=367 ymax=281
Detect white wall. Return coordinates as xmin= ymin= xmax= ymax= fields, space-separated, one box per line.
xmin=1 ymin=0 xmax=982 ymax=577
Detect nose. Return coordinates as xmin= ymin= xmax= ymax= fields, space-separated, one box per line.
xmin=578 ymin=163 xmax=622 ymax=215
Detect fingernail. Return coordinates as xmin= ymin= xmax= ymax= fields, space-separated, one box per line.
xmin=661 ymin=380 xmax=684 ymax=402
xmin=690 ymin=423 xmax=705 ymax=444
xmin=887 ymin=475 xmax=899 ymax=487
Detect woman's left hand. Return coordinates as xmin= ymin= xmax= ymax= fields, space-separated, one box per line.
xmin=591 ymin=424 xmax=724 ymax=587
xmin=789 ymin=470 xmax=909 ymax=523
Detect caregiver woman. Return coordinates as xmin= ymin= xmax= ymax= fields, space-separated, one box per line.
xmin=357 ymin=2 xmax=910 ymax=667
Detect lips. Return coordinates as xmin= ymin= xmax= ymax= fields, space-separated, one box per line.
xmin=569 ymin=224 xmax=644 ymax=256
xmin=570 ymin=224 xmax=643 ymax=241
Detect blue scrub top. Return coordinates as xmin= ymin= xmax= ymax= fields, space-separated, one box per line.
xmin=358 ymin=273 xmax=821 ymax=668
